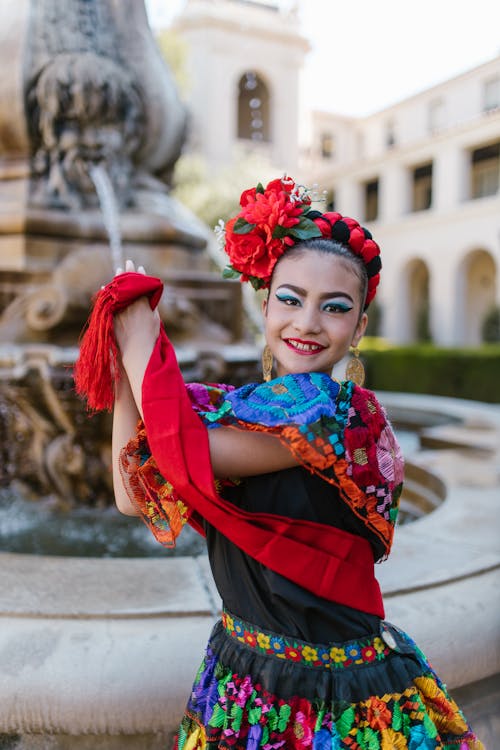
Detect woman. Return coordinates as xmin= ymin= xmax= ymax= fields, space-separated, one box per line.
xmin=75 ymin=177 xmax=483 ymax=748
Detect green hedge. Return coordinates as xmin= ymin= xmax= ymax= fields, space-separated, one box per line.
xmin=359 ymin=343 xmax=500 ymax=403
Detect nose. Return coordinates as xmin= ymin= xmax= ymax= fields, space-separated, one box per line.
xmin=293 ymin=303 xmax=321 ymax=335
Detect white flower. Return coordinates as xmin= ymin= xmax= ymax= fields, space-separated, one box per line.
xmin=213 ymin=218 xmax=226 ymax=247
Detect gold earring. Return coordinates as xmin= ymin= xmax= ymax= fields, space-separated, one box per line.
xmin=262 ymin=344 xmax=273 ymax=382
xmin=345 ymin=346 xmax=365 ymax=387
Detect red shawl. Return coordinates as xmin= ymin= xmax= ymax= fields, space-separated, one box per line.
xmin=74 ymin=272 xmax=384 ymax=617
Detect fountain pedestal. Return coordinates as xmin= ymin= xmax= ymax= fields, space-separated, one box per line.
xmin=0 ymin=0 xmax=259 ymax=509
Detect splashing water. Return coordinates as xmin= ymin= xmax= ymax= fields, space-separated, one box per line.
xmin=89 ymin=164 xmax=125 ymax=272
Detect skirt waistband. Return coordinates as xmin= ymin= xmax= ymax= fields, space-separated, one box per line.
xmin=221 ymin=609 xmax=395 ymax=671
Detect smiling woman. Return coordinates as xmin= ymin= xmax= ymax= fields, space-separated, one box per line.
xmin=262 ymin=249 xmax=367 ymax=378
xmin=73 ymin=176 xmax=484 ymax=748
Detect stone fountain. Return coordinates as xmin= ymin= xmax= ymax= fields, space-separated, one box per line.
xmin=0 ymin=0 xmax=257 ymax=513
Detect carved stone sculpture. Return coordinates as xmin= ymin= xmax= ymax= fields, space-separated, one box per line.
xmin=27 ymin=51 xmax=144 ymax=211
xmin=0 ymin=1 xmax=256 ymax=511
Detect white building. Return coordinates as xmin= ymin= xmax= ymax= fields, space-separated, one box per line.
xmin=170 ymin=0 xmax=500 ymax=346
xmin=171 ymin=0 xmax=309 ymax=174
xmin=305 ymin=58 xmax=500 ymax=346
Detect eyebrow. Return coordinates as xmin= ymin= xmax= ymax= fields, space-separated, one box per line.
xmin=276 ymin=283 xmax=354 ymax=303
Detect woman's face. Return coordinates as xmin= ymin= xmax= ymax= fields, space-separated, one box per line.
xmin=262 ymin=249 xmax=368 ymax=377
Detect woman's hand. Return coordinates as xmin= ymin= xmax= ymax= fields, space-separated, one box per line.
xmin=112 ymin=259 xmax=160 ymax=416
xmin=113 ymin=259 xmax=160 ymax=362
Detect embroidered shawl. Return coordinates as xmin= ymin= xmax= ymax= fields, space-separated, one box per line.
xmin=74 ymin=273 xmax=404 ymax=617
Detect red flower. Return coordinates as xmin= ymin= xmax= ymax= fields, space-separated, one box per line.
xmin=243 ymin=630 xmax=257 ymax=647
xmin=241 ymin=190 xmax=301 ymax=233
xmin=285 ymin=699 xmax=316 ymax=749
xmin=225 ymin=216 xmax=285 ymax=285
xmin=284 ymin=646 xmax=302 ymax=662
xmin=361 ymin=645 xmax=376 ymax=662
xmin=265 ymin=177 xmax=296 ymax=195
xmin=220 ymin=175 xmax=381 ymax=304
xmin=222 ymin=176 xmax=321 ymax=288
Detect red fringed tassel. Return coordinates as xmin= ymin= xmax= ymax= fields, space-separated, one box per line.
xmin=74 ymin=272 xmax=164 ymax=413
xmin=74 ymin=286 xmax=119 ymax=412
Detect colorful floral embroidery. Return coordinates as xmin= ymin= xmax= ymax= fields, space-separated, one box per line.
xmin=174 ymin=619 xmax=483 ymax=750
xmin=119 ymin=426 xmax=192 ymax=547
xmin=190 ymin=374 xmax=404 ymax=558
xmin=222 ymin=611 xmax=390 ymax=671
xmin=121 ymin=373 xmax=404 ymax=558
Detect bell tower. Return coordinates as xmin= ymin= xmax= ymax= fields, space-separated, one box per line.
xmin=172 ymin=0 xmax=309 ymax=173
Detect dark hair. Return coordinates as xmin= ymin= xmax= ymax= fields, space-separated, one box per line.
xmin=271 ymin=238 xmax=368 ymax=311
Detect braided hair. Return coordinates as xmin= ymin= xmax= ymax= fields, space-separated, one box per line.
xmin=310 ymin=212 xmax=381 ymax=309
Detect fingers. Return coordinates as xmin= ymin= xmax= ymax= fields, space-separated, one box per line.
xmin=113 ymin=260 xmax=148 ymax=282
xmin=116 ymin=260 xmax=147 ymax=274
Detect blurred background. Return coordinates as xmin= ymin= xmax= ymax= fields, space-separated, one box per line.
xmin=144 ymin=0 xmax=500 ymax=402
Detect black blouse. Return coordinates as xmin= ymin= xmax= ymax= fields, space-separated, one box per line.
xmin=205 ymin=465 xmax=385 ymax=643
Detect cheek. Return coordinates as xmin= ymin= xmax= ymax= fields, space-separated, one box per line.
xmin=327 ymin=316 xmax=359 ymax=344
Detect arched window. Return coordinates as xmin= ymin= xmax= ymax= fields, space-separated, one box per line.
xmin=237 ymin=71 xmax=270 ymax=142
xmin=457 ymin=249 xmax=497 ymax=345
xmin=401 ymin=258 xmax=431 ymax=342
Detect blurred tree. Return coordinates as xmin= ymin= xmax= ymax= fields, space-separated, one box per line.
xmin=155 ymin=29 xmax=190 ymax=97
xmin=481 ymin=305 xmax=500 ymax=342
xmin=171 ymin=152 xmax=275 ymax=228
xmin=365 ymin=300 xmax=381 ymax=337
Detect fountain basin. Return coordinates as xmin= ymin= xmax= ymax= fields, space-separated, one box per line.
xmin=0 ymin=392 xmax=499 ymax=748
xmin=0 ymin=453 xmax=439 ymax=558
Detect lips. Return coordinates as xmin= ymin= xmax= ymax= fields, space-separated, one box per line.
xmin=284 ymin=338 xmax=326 ymax=355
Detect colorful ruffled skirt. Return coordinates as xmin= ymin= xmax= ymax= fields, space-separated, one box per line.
xmin=173 ymin=611 xmax=483 ymax=750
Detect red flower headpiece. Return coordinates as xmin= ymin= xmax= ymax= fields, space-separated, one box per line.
xmin=217 ymin=176 xmax=381 ymax=307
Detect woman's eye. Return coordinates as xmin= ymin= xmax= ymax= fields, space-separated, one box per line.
xmin=323 ymin=302 xmax=352 ymax=313
xmin=276 ymin=295 xmax=300 ymax=306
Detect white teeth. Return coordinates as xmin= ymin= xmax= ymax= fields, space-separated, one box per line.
xmin=288 ymin=340 xmax=321 ymax=352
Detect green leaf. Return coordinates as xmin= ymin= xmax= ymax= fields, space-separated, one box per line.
xmin=222 ymin=266 xmax=241 ymax=279
xmin=217 ymin=669 xmax=232 ymax=695
xmin=267 ymin=707 xmax=278 ymax=731
xmin=288 ymin=218 xmax=323 ymax=241
xmin=230 ymin=704 xmax=243 ymax=731
xmin=336 ymin=706 xmax=355 ymax=736
xmin=391 ymin=702 xmax=402 ymax=731
xmin=233 ymin=217 xmax=256 ymax=234
xmin=256 ymin=182 xmax=265 ymax=194
xmin=249 ymin=276 xmax=266 ymax=291
xmin=287 ymin=226 xmax=321 ymax=240
xmin=208 ymin=703 xmax=227 ymax=728
xmin=277 ymin=704 xmax=291 ymax=731
xmin=423 ymin=712 xmax=438 ymax=738
xmin=299 ymin=216 xmax=321 ymax=229
xmin=248 ymin=707 xmax=262 ymax=724
xmin=362 ymin=727 xmax=381 ymax=750
xmin=271 ymin=225 xmax=289 ymax=239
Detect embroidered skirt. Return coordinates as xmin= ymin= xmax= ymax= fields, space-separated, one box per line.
xmin=173 ymin=611 xmax=483 ymax=749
